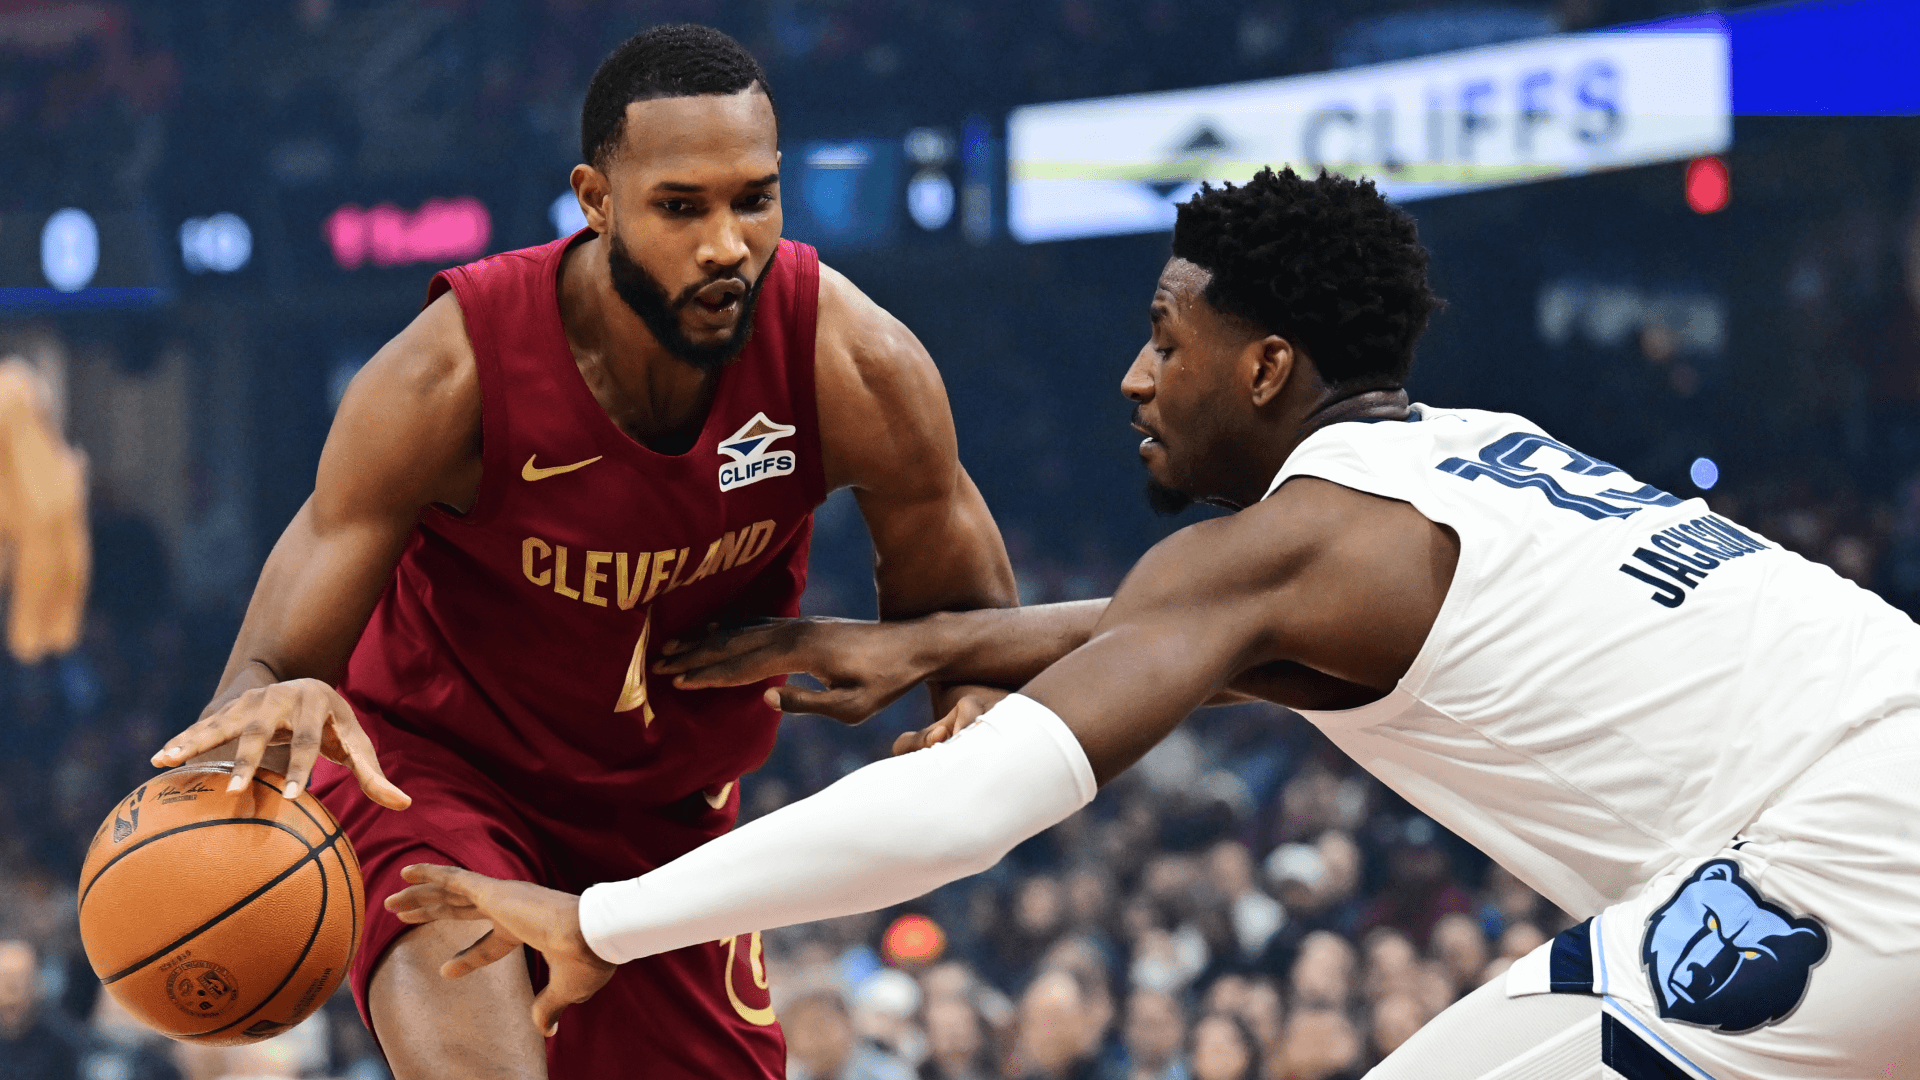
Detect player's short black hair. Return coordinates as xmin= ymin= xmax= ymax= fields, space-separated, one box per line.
xmin=1171 ymin=167 xmax=1442 ymax=389
xmin=580 ymin=24 xmax=775 ymax=167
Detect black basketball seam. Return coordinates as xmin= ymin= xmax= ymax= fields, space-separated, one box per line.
xmin=335 ymin=839 xmax=361 ymax=961
xmin=100 ymin=827 xmax=346 ymax=986
xmin=252 ymin=773 xmax=337 ymax=841
xmin=79 ymin=819 xmax=316 ymax=913
xmin=195 ymin=835 xmax=333 ymax=1039
xmin=253 ymin=773 xmax=364 ymax=966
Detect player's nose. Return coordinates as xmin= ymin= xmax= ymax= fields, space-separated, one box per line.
xmin=698 ymin=215 xmax=752 ymax=270
xmin=1121 ymin=345 xmax=1155 ymax=402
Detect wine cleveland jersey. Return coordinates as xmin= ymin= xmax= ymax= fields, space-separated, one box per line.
xmin=328 ymin=231 xmax=824 ymax=875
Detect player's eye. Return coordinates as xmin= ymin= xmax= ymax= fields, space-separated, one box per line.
xmin=660 ymin=200 xmax=696 ymax=215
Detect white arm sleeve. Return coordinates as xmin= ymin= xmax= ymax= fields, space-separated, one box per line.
xmin=577 ymin=693 xmax=1097 ymax=964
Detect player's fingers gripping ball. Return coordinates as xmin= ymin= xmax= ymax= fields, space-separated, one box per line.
xmin=77 ymin=763 xmax=364 ymax=1045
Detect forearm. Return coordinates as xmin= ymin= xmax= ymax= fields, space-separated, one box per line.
xmin=913 ymin=600 xmax=1109 ymax=690
xmin=578 ymin=694 xmax=1096 ymax=962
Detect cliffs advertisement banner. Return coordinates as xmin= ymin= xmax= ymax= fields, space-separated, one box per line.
xmin=1008 ymin=30 xmax=1730 ymax=243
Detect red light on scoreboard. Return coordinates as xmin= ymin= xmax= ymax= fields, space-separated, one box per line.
xmin=1684 ymin=156 xmax=1730 ymax=215
xmin=326 ymin=197 xmax=491 ymax=269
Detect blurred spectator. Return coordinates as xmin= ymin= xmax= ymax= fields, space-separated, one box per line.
xmin=1233 ymin=979 xmax=1283 ymax=1064
xmin=1272 ymin=1008 xmax=1362 ymax=1080
xmin=0 ymin=939 xmax=78 ymax=1080
xmin=81 ymin=992 xmax=182 ymax=1080
xmin=857 ymin=969 xmax=928 ymax=1067
xmin=786 ymin=988 xmax=916 ymax=1080
xmin=1480 ymin=922 xmax=1549 ymax=985
xmin=993 ymin=875 xmax=1067 ymax=991
xmin=1206 ymin=841 xmax=1284 ymax=962
xmin=1359 ymin=929 xmax=1419 ymax=1004
xmin=1428 ymin=912 xmax=1488 ymax=996
xmin=1288 ymin=932 xmax=1354 ymax=1010
xmin=1115 ymin=988 xmax=1188 ymax=1080
xmin=920 ymin=992 xmax=995 ymax=1080
xmin=1367 ymin=994 xmax=1430 ymax=1061
xmin=1353 ymin=820 xmax=1473 ymax=949
xmin=1187 ymin=1013 xmax=1260 ymax=1080
xmin=1013 ymin=969 xmax=1105 ymax=1080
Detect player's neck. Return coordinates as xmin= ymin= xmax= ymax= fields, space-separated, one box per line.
xmin=1273 ymin=385 xmax=1408 ymax=456
xmin=558 ymin=237 xmax=719 ymax=454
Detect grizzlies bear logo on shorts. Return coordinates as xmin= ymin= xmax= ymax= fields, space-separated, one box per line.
xmin=1641 ymin=859 xmax=1830 ymax=1033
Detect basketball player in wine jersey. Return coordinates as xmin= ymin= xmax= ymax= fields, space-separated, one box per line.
xmin=148 ymin=25 xmax=1016 ymax=1080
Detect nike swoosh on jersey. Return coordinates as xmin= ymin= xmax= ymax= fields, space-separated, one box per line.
xmin=522 ymin=454 xmax=603 ymax=481
xmin=703 ymin=781 xmax=736 ymax=810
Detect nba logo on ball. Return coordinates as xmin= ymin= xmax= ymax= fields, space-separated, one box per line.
xmin=718 ymin=412 xmax=797 ymax=492
xmin=166 ymin=960 xmax=241 ymax=1019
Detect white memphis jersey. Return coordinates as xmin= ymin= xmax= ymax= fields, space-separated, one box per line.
xmin=1270 ymin=405 xmax=1920 ymax=918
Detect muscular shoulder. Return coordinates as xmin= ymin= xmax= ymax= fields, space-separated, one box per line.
xmin=318 ymin=291 xmax=484 ymax=517
xmin=1121 ymin=479 xmax=1456 ymax=688
xmin=812 ymin=262 xmax=958 ymax=495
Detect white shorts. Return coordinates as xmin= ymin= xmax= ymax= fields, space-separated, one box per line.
xmin=1498 ymin=709 xmax=1920 ymax=1079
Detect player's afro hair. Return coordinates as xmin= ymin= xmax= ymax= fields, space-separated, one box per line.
xmin=581 ymin=24 xmax=774 ymax=167
xmin=1172 ymin=167 xmax=1442 ymax=389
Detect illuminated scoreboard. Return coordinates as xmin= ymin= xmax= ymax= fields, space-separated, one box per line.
xmin=0 ymin=208 xmax=169 ymax=309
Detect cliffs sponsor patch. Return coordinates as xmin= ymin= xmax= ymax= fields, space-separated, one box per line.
xmin=717 ymin=412 xmax=796 ymax=492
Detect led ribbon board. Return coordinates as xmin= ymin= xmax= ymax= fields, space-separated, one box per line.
xmin=1008 ymin=30 xmax=1729 ymax=243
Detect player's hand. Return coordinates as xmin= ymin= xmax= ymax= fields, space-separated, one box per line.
xmin=151 ymin=678 xmax=410 ymax=809
xmin=891 ymin=685 xmax=1009 ymax=755
xmin=386 ymin=864 xmax=617 ymax=1038
xmin=655 ymin=616 xmax=933 ymax=724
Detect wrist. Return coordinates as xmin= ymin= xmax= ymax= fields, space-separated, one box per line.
xmin=910 ymin=610 xmax=980 ymax=685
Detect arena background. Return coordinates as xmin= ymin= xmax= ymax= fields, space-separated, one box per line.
xmin=1 ymin=1 xmax=1917 ymax=1078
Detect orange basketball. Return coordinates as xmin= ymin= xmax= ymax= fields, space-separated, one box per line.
xmin=76 ymin=763 xmax=363 ymax=1045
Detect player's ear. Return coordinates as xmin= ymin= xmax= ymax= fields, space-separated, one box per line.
xmin=571 ymin=164 xmax=612 ymax=234
xmin=1248 ymin=335 xmax=1294 ymax=407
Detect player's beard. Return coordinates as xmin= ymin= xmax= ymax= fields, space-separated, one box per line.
xmin=1145 ymin=478 xmax=1195 ymax=516
xmin=607 ymin=233 xmax=769 ymax=373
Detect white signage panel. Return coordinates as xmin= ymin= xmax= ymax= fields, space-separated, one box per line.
xmin=1009 ymin=31 xmax=1729 ymax=242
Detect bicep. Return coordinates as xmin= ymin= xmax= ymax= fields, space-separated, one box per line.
xmin=817 ymin=267 xmax=1016 ymax=615
xmin=856 ymin=465 xmax=1015 ymax=618
xmin=223 ymin=296 xmax=480 ymax=686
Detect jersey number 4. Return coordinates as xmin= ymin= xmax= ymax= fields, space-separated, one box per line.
xmin=1436 ymin=432 xmax=1680 ymax=520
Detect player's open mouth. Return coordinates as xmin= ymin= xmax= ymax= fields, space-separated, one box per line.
xmin=690 ymin=280 xmax=746 ymax=316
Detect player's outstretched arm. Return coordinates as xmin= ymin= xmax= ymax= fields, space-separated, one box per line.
xmin=654 ymin=599 xmax=1109 ymax=729
xmin=389 ymin=482 xmax=1448 ymax=983
xmin=152 ymin=293 xmax=485 ymax=806
xmin=410 ymin=505 xmax=1314 ymax=966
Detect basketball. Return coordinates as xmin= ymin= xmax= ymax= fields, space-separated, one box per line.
xmin=75 ymin=763 xmax=364 ymax=1046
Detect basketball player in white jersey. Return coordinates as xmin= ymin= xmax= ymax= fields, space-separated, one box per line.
xmin=382 ymin=168 xmax=1920 ymax=1080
